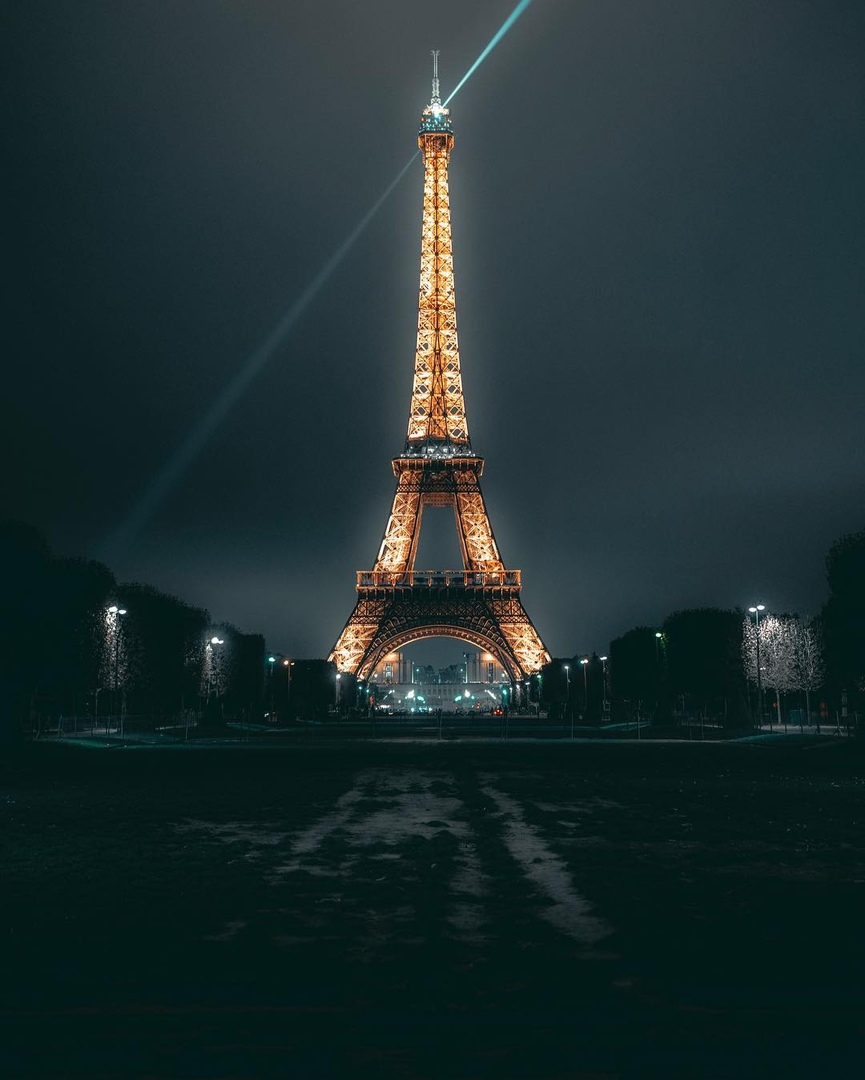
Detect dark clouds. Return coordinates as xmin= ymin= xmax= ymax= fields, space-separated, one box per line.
xmin=3 ymin=0 xmax=864 ymax=657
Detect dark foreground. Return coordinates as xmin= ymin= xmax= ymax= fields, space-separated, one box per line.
xmin=2 ymin=740 xmax=864 ymax=1078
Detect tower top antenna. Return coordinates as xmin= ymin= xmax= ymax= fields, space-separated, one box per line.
xmin=430 ymin=49 xmax=441 ymax=106
xmin=419 ymin=48 xmax=451 ymax=134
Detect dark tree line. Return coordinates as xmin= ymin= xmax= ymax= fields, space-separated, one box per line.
xmin=0 ymin=521 xmax=264 ymax=740
xmin=539 ymin=654 xmax=607 ymax=724
xmin=820 ymin=529 xmax=865 ymax=716
xmin=609 ymin=611 xmax=749 ymax=728
xmin=602 ymin=527 xmax=865 ymax=729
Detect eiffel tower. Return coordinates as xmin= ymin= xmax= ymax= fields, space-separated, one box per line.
xmin=330 ymin=54 xmax=549 ymax=684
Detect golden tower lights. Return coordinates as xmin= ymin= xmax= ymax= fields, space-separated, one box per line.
xmin=330 ymin=56 xmax=549 ymax=681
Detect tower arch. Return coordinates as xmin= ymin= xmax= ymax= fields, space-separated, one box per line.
xmin=359 ymin=624 xmax=517 ymax=683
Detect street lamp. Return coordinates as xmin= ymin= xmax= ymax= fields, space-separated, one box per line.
xmin=580 ymin=657 xmax=589 ymax=717
xmin=748 ymin=604 xmax=766 ymax=728
xmin=653 ymin=632 xmax=664 ymax=725
xmin=107 ymin=605 xmax=127 ymax=735
xmin=599 ymin=656 xmax=609 ymax=718
xmin=206 ymin=636 xmax=224 ymax=708
xmin=267 ymin=655 xmax=277 ymax=717
xmin=564 ymin=664 xmax=571 ymax=739
xmin=283 ymin=659 xmax=293 ymax=720
xmin=335 ymin=671 xmax=341 ymax=712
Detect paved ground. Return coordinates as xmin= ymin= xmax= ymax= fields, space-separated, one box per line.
xmin=2 ymin=740 xmax=864 ymax=1077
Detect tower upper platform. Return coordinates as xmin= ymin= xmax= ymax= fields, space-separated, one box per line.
xmin=418 ymin=48 xmax=453 ymax=136
xmin=419 ymin=99 xmax=453 ymax=137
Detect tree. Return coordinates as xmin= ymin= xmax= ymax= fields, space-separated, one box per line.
xmin=230 ymin=631 xmax=265 ymax=721
xmin=46 ymin=557 xmax=116 ymax=715
xmin=608 ymin=629 xmax=660 ymax=721
xmin=790 ymin=621 xmax=825 ymax=728
xmin=540 ymin=658 xmax=571 ymax=720
xmin=291 ymin=660 xmax=337 ymax=721
xmin=743 ymin=614 xmax=800 ymax=728
xmin=663 ymin=609 xmax=748 ymax=728
xmin=761 ymin=615 xmax=797 ymax=728
xmin=119 ymin=583 xmax=209 ymax=718
xmin=821 ymin=528 xmax=865 ymax=714
xmin=0 ymin=521 xmax=52 ymax=737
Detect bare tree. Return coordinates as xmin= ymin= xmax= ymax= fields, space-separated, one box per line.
xmin=763 ymin=616 xmax=798 ymax=728
xmin=743 ymin=614 xmax=798 ymax=729
xmin=790 ymin=621 xmax=825 ymax=729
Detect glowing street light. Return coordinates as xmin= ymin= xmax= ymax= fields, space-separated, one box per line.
xmin=564 ymin=664 xmax=571 ymax=739
xmin=205 ymin=636 xmax=224 ymax=705
xmin=748 ymin=604 xmax=766 ymax=727
xmin=580 ymin=657 xmax=589 ymax=715
xmin=283 ymin=659 xmax=293 ymax=720
xmin=599 ymin=656 xmax=609 ymax=719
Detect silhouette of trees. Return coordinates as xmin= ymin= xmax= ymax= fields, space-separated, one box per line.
xmin=743 ymin=613 xmax=797 ymax=727
xmin=609 ymin=612 xmax=747 ymax=728
xmin=661 ymin=609 xmax=749 ymax=727
xmin=0 ymin=521 xmax=54 ymax=738
xmin=608 ymin=628 xmax=662 ymax=722
xmin=0 ymin=520 xmax=266 ymax=737
xmin=743 ymin=613 xmax=826 ymax=728
xmin=539 ymin=658 xmax=570 ymax=721
xmin=791 ymin=622 xmax=825 ymax=725
xmin=290 ymin=660 xmax=337 ymax=721
xmin=47 ymin=557 xmax=116 ymax=713
xmin=119 ymin=584 xmax=209 ymax=716
xmin=821 ymin=528 xmax=865 ymax=715
xmin=226 ymin=629 xmax=266 ymax=722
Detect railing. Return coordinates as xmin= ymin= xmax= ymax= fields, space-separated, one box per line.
xmin=357 ymin=569 xmax=521 ymax=589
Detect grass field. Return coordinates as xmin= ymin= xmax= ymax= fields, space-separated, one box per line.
xmin=2 ymin=740 xmax=864 ymax=1078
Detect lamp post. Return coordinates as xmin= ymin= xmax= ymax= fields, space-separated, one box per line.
xmin=599 ymin=656 xmax=609 ymax=720
xmin=205 ymin=636 xmax=224 ymax=719
xmin=335 ymin=672 xmax=341 ymax=715
xmin=267 ymin=655 xmax=276 ymax=719
xmin=564 ymin=664 xmax=571 ymax=739
xmin=748 ymin=605 xmax=766 ymax=728
xmin=580 ymin=657 xmax=589 ymax=717
xmin=283 ymin=659 xmax=292 ymax=721
xmin=654 ymin=632 xmax=664 ymax=727
xmin=107 ymin=605 xmax=126 ymax=735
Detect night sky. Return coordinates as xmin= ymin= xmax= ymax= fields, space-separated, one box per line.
xmin=4 ymin=1 xmax=864 ymax=661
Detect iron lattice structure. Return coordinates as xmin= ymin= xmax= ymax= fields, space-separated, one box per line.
xmin=330 ymin=56 xmax=549 ymax=682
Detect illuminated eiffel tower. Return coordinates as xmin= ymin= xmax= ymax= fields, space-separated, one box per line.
xmin=330 ymin=54 xmax=549 ymax=683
